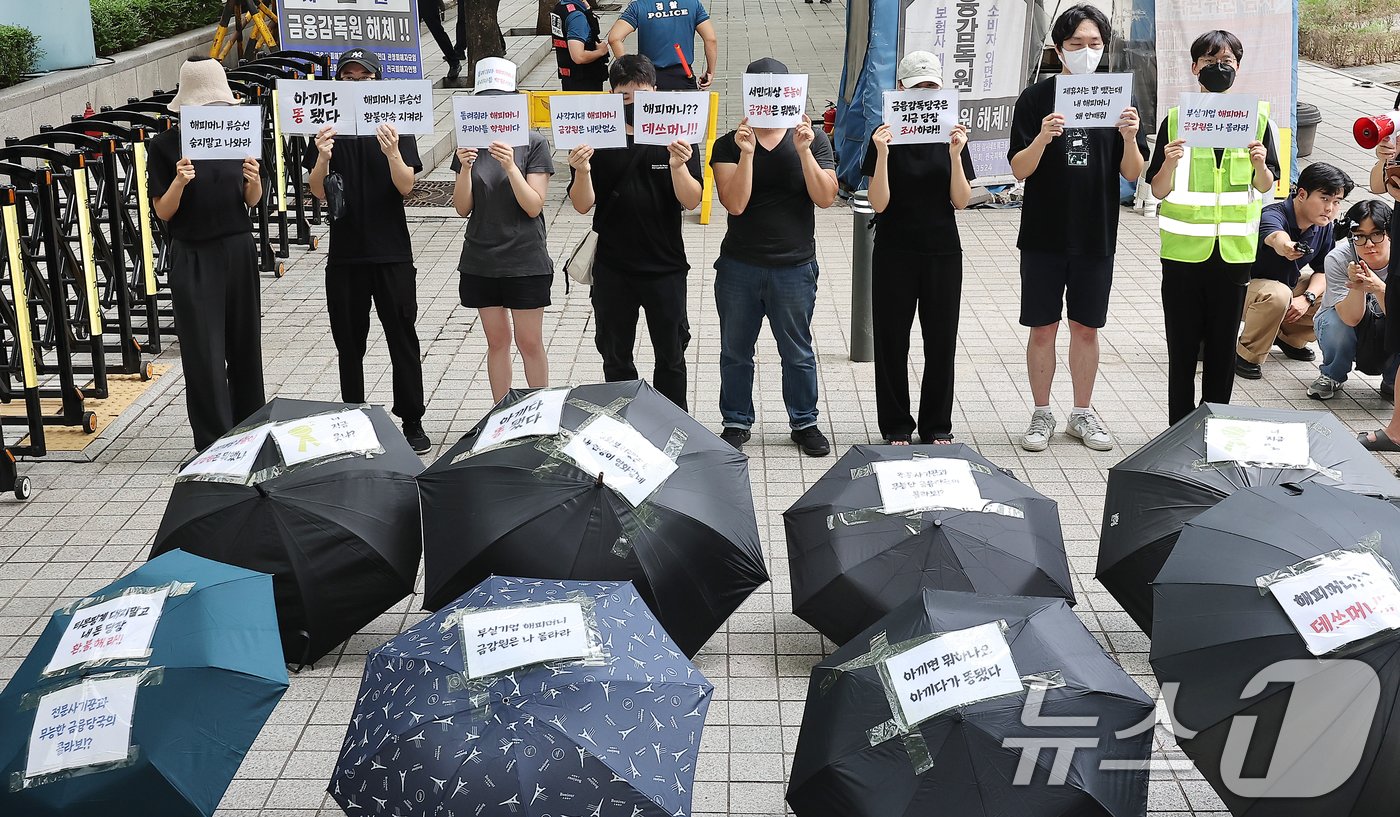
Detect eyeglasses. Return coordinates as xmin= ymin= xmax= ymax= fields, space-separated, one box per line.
xmin=1352 ymin=231 xmax=1389 ymax=246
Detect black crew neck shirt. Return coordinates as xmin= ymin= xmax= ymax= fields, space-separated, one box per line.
xmin=860 ymin=137 xmax=977 ymax=255
xmin=147 ymin=126 xmax=253 ymax=242
xmin=302 ymin=133 xmax=421 ymax=266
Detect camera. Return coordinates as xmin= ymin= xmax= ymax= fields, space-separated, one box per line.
xmin=1294 ymin=241 xmax=1311 ymax=256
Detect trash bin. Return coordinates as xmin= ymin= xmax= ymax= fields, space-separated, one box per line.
xmin=849 ymin=190 xmax=875 ymax=363
xmin=1296 ymin=102 xmax=1322 ymax=158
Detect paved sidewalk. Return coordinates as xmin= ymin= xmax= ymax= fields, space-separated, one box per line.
xmin=4 ymin=4 xmax=1400 ymax=815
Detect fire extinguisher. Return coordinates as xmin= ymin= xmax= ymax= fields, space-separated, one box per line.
xmin=823 ymin=100 xmax=836 ymax=137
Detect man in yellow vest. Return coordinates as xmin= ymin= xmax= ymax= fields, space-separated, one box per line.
xmin=1147 ymin=30 xmax=1278 ymax=425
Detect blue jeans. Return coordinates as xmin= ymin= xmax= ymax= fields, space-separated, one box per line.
xmin=714 ymin=255 xmax=820 ymax=430
xmin=1315 ymin=305 xmax=1399 ymax=385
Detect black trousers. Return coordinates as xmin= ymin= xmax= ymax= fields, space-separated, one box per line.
xmin=655 ymin=64 xmax=699 ymax=90
xmin=419 ymin=0 xmax=465 ymax=61
xmin=169 ymin=234 xmax=266 ymax=450
xmin=561 ymin=75 xmax=607 ymax=91
xmin=1161 ymin=247 xmax=1251 ymax=426
xmin=591 ymin=265 xmax=690 ymax=411
xmin=872 ymin=244 xmax=961 ymax=441
xmin=326 ymin=262 xmax=425 ymax=422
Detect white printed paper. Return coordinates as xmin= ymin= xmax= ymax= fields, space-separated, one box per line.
xmin=550 ymin=93 xmax=627 ymax=150
xmin=1266 ymin=550 xmax=1400 ymax=655
xmin=1204 ymin=417 xmax=1310 ymax=468
xmin=460 ymin=601 xmax=589 ymax=678
xmin=874 ymin=458 xmax=985 ymax=514
xmin=562 ymin=415 xmax=677 ymax=507
xmin=276 ymin=79 xmax=354 ymax=135
xmin=742 ymin=73 xmax=809 ymax=128
xmin=1179 ymin=92 xmax=1260 ymax=149
xmin=1053 ymin=74 xmax=1133 ymax=129
xmin=178 ymin=426 xmax=270 ymax=482
xmin=634 ymin=91 xmax=710 ymax=145
xmin=883 ymin=89 xmax=960 ymax=144
xmin=882 ymin=622 xmax=1022 ymax=727
xmin=26 ymin=674 xmax=141 ymax=779
xmin=269 ymin=409 xmax=381 ymax=467
xmin=45 ymin=589 xmax=170 ymax=675
xmin=346 ymin=79 xmax=434 ymax=135
xmin=472 ymin=388 xmax=568 ymax=452
xmin=181 ymin=105 xmax=262 ymax=160
xmin=452 ymin=93 xmax=529 ymax=148
xmin=474 ymin=57 xmax=517 ymax=94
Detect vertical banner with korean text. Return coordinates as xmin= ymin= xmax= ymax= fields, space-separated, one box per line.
xmin=277 ymin=0 xmax=424 ymax=79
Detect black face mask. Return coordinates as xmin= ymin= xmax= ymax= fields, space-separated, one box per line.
xmin=623 ymin=103 xmax=635 ymax=125
xmin=1198 ymin=63 xmax=1236 ymax=93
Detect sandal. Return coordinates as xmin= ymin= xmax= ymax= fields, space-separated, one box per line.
xmin=920 ymin=434 xmax=955 ymax=445
xmin=885 ymin=435 xmax=912 ymax=446
xmin=1359 ymin=429 xmax=1400 ymax=452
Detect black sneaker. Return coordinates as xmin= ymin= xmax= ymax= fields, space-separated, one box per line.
xmin=1235 ymin=354 xmax=1262 ymax=380
xmin=791 ymin=426 xmax=831 ymax=457
xmin=403 ymin=421 xmax=431 ymax=454
xmin=446 ymin=58 xmax=461 ymax=81
xmin=1274 ymin=338 xmax=1315 ymax=361
xmin=720 ymin=427 xmax=751 ymax=450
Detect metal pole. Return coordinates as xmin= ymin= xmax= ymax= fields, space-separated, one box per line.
xmin=849 ymin=189 xmax=875 ymax=363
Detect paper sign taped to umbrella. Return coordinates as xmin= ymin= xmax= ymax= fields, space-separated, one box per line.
xmin=633 ymin=91 xmax=710 ymax=145
xmin=181 ymin=105 xmax=262 ymax=159
xmin=883 ymin=89 xmax=960 ymax=144
xmin=346 ymin=79 xmax=435 ymax=135
xmin=742 ymin=73 xmax=808 ymax=128
xmin=452 ymin=93 xmax=529 ymax=148
xmin=1204 ymin=418 xmax=1309 ymax=467
xmin=1179 ymin=92 xmax=1260 ymax=149
xmin=1053 ymin=74 xmax=1133 ymax=129
xmin=1265 ymin=549 xmax=1400 ymax=655
xmin=562 ymin=415 xmax=677 ymax=506
xmin=44 ymin=588 xmax=170 ymax=675
xmin=276 ymin=79 xmax=354 ymax=135
xmin=26 ymin=673 xmax=141 ymax=779
xmin=460 ymin=600 xmax=590 ymax=678
xmin=178 ymin=426 xmax=271 ymax=482
xmin=873 ymin=458 xmax=985 ymax=514
xmin=270 ymin=409 xmax=380 ymax=467
xmin=472 ymin=388 xmax=569 ymax=452
xmin=882 ymin=621 xmax=1022 ymax=727
xmin=550 ymin=93 xmax=627 ymax=150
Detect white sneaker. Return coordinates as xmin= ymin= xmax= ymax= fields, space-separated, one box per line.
xmin=1020 ymin=409 xmax=1056 ymax=452
xmin=1066 ymin=410 xmax=1114 ymax=451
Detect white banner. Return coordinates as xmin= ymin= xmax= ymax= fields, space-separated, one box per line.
xmin=550 ymin=93 xmax=628 ymax=150
xmin=1054 ymin=74 xmax=1133 ymax=129
xmin=181 ymin=105 xmax=262 ymax=160
xmin=27 ymin=674 xmax=141 ymax=779
xmin=270 ymin=409 xmax=381 ymax=466
xmin=178 ymin=426 xmax=271 ymax=482
xmin=346 ymin=79 xmax=434 ymax=135
xmin=452 ymin=94 xmax=529 ymax=148
xmin=884 ymin=89 xmax=960 ymax=144
xmin=634 ymin=91 xmax=711 ymax=145
xmin=562 ymin=415 xmax=677 ymax=507
xmin=276 ymin=80 xmax=354 ymax=135
xmin=45 ymin=589 xmax=170 ymax=675
xmin=1266 ymin=550 xmax=1400 ymax=656
xmin=742 ymin=73 xmax=809 ymax=128
xmin=1179 ymin=92 xmax=1260 ymax=149
xmin=1204 ymin=418 xmax=1310 ymax=468
xmin=472 ymin=389 xmax=569 ymax=452
xmin=874 ymin=458 xmax=985 ymax=514
xmin=882 ymin=622 xmax=1023 ymax=727
xmin=460 ymin=601 xmax=590 ymax=678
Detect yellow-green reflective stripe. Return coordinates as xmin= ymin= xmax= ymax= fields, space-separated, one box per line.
xmin=272 ymin=89 xmax=287 ymax=213
xmin=4 ymin=202 xmax=37 ymax=389
xmin=133 ymin=141 xmax=157 ymax=294
xmin=73 ymin=169 xmax=103 ymax=335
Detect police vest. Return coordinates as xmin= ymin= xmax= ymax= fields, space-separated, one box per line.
xmin=1158 ymin=102 xmax=1272 ymax=264
xmin=550 ymin=1 xmax=608 ymax=83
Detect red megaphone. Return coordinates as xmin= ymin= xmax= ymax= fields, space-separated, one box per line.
xmin=1355 ymin=114 xmax=1397 ymax=149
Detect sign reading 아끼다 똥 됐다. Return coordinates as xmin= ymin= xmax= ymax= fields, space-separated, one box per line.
xmin=472 ymin=388 xmax=568 ymax=452
xmin=1265 ymin=550 xmax=1400 ymax=655
xmin=561 ymin=415 xmax=677 ymax=507
xmin=550 ymin=93 xmax=628 ymax=151
xmin=269 ymin=409 xmax=381 ymax=467
xmin=1179 ymin=92 xmax=1260 ymax=149
xmin=742 ymin=73 xmax=808 ymax=129
xmin=26 ymin=673 xmax=141 ymax=779
xmin=883 ymin=89 xmax=960 ymax=145
xmin=181 ymin=105 xmax=263 ymax=160
xmin=460 ymin=601 xmax=590 ymax=678
xmin=452 ymin=93 xmax=529 ymax=148
xmin=1204 ymin=417 xmax=1310 ymax=468
xmin=1052 ymin=73 xmax=1133 ymax=129
xmin=345 ymin=79 xmax=435 ymax=135
xmin=873 ymin=458 xmax=985 ymax=514
xmin=633 ymin=91 xmax=711 ymax=145
xmin=277 ymin=79 xmax=354 ymax=136
xmin=882 ymin=622 xmax=1023 ymax=727
xmin=44 ymin=588 xmax=170 ymax=675
xmin=178 ymin=426 xmax=271 ymax=482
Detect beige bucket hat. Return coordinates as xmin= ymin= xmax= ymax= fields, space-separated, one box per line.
xmin=168 ymin=57 xmax=237 ymax=112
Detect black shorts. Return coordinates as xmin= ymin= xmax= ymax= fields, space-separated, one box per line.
xmin=459 ymin=273 xmax=553 ymax=310
xmin=1018 ymin=251 xmax=1114 ymax=329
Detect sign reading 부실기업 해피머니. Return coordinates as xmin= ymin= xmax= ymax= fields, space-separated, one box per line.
xmin=459 ymin=601 xmax=590 ymax=678
xmin=1179 ymin=92 xmax=1260 ymax=149
xmin=277 ymin=0 xmax=424 ymax=79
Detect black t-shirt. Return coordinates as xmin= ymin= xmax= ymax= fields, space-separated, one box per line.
xmin=1007 ymin=76 xmax=1149 ymax=256
xmin=1145 ymin=116 xmax=1280 ymax=191
xmin=710 ymin=128 xmax=836 ymax=267
xmin=860 ymin=137 xmax=977 ymax=255
xmin=147 ymin=126 xmax=253 ymax=242
xmin=567 ymin=137 xmax=702 ymax=276
xmin=302 ymin=133 xmax=421 ymax=266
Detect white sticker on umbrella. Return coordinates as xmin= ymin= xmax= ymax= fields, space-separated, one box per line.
xmin=562 ymin=415 xmax=677 ymax=507
xmin=45 ymin=588 xmax=170 ymax=675
xmin=178 ymin=426 xmax=270 ymax=481
xmin=472 ymin=388 xmax=569 ymax=453
xmin=1205 ymin=418 xmax=1310 ymax=468
xmin=873 ymin=458 xmax=985 ymax=514
xmin=1265 ymin=550 xmax=1400 ymax=655
xmin=269 ymin=409 xmax=381 ymax=466
xmin=26 ymin=673 xmax=141 ymax=779
xmin=882 ymin=622 xmax=1023 ymax=727
xmin=460 ymin=601 xmax=589 ymax=679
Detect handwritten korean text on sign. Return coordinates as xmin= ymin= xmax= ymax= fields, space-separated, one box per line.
xmin=27 ymin=674 xmax=141 ymax=779
xmin=452 ymin=93 xmax=529 ymax=148
xmin=472 ymin=388 xmax=568 ymax=452
xmin=1179 ymin=92 xmax=1259 ymax=149
xmin=873 ymin=458 xmax=986 ymax=514
xmin=1266 ymin=550 xmax=1400 ymax=655
xmin=460 ymin=601 xmax=590 ymax=678
xmin=181 ymin=105 xmax=262 ymax=160
xmin=269 ymin=409 xmax=381 ymax=467
xmin=45 ymin=589 xmax=170 ymax=675
xmin=276 ymin=80 xmax=354 ymax=136
xmin=883 ymin=89 xmax=960 ymax=144
xmin=742 ymin=73 xmax=809 ymax=128
xmin=178 ymin=426 xmax=271 ymax=482
xmin=1053 ymin=74 xmax=1133 ymax=129
xmin=562 ymin=415 xmax=677 ymax=507
xmin=550 ymin=93 xmax=628 ymax=150
xmin=633 ymin=91 xmax=710 ymax=145
xmin=882 ymin=621 xmax=1023 ymax=727
xmin=1204 ymin=417 xmax=1310 ymax=468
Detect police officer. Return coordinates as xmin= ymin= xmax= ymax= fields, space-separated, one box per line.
xmin=552 ymin=0 xmax=609 ymax=91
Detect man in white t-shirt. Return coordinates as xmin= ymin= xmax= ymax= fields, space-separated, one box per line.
xmin=1308 ymin=200 xmax=1395 ymax=400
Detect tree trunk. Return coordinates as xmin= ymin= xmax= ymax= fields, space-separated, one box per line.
xmin=536 ymin=0 xmax=554 ymax=35
xmin=462 ymin=0 xmax=507 ymax=83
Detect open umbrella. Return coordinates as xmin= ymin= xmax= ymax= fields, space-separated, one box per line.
xmin=151 ymin=397 xmax=423 ymax=666
xmin=788 ymin=589 xmax=1153 ymax=817
xmin=0 ymin=550 xmax=288 ymax=817
xmin=329 ymin=575 xmax=713 ymax=817
xmin=1098 ymin=402 xmax=1400 ymax=635
xmin=785 ymin=444 xmax=1072 ymax=645
xmin=418 ymin=381 xmax=768 ymax=656
xmin=1151 ymin=483 xmax=1400 ymax=816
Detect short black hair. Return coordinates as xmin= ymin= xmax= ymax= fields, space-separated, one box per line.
xmin=1051 ymin=4 xmax=1111 ymax=50
xmin=1345 ymin=199 xmax=1392 ymax=233
xmin=609 ymin=54 xmax=656 ymax=90
xmin=1296 ymin=162 xmax=1354 ymax=198
xmin=1190 ymin=30 xmax=1244 ymax=63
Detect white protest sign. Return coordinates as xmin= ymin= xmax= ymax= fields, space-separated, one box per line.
xmin=181 ymin=105 xmax=262 ymax=160
xmin=452 ymin=93 xmax=529 ymax=148
xmin=873 ymin=458 xmax=985 ymax=514
xmin=1053 ymin=74 xmax=1133 ymax=129
xmin=883 ymin=89 xmax=960 ymax=144
xmin=634 ymin=91 xmax=710 ymax=145
xmin=1204 ymin=417 xmax=1310 ymax=468
xmin=1179 ymin=92 xmax=1260 ymax=149
xmin=276 ymin=79 xmax=354 ymax=136
xmin=550 ymin=93 xmax=627 ymax=150
xmin=472 ymin=388 xmax=568 ymax=452
xmin=882 ymin=622 xmax=1023 ymax=727
xmin=45 ymin=589 xmax=170 ymax=675
xmin=460 ymin=601 xmax=590 ymax=678
xmin=26 ymin=673 xmax=141 ymax=779
xmin=346 ymin=79 xmax=434 ymax=135
xmin=1266 ymin=550 xmax=1400 ymax=655
xmin=178 ymin=426 xmax=270 ymax=482
xmin=742 ymin=73 xmax=809 ymax=128
xmin=474 ymin=57 xmax=517 ymax=94
xmin=562 ymin=415 xmax=677 ymax=507
xmin=269 ymin=409 xmax=381 ymax=467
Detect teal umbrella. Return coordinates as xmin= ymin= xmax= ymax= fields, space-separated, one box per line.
xmin=0 ymin=550 xmax=288 ymax=817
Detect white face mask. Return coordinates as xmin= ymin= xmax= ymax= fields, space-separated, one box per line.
xmin=1060 ymin=45 xmax=1104 ymax=75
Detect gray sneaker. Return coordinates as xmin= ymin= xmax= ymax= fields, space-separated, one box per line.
xmin=1307 ymin=374 xmax=1342 ymax=400
xmin=1066 ymin=410 xmax=1114 ymax=451
xmin=1020 ymin=409 xmax=1056 ymax=452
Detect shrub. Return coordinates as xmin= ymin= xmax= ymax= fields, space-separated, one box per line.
xmin=1301 ymin=0 xmax=1400 ymax=66
xmin=0 ymin=25 xmax=42 ymax=90
xmin=91 ymin=0 xmax=224 ymax=57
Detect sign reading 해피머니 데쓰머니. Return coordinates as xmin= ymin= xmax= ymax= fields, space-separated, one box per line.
xmin=26 ymin=673 xmax=142 ymax=779
xmin=268 ymin=409 xmax=381 ymax=467
xmin=452 ymin=93 xmax=529 ymax=148
xmin=881 ymin=621 xmax=1023 ymax=728
xmin=1265 ymin=549 xmax=1400 ymax=655
xmin=459 ymin=601 xmax=590 ymax=678
xmin=276 ymin=79 xmax=356 ymax=136
xmin=1179 ymin=92 xmax=1260 ymax=149
xmin=177 ymin=426 xmax=271 ymax=482
xmin=883 ymin=89 xmax=960 ymax=144
xmin=44 ymin=588 xmax=171 ymax=675
xmin=561 ymin=415 xmax=677 ymax=507
xmin=873 ymin=458 xmax=986 ymax=514
xmin=180 ymin=105 xmax=262 ymax=160
xmin=632 ymin=91 xmax=711 ymax=145
xmin=1204 ymin=417 xmax=1310 ymax=468
xmin=1053 ymin=73 xmax=1133 ymax=129
xmin=472 ymin=388 xmax=568 ymax=452
xmin=344 ymin=79 xmax=434 ymax=135
xmin=550 ymin=93 xmax=628 ymax=151
xmin=742 ymin=73 xmax=809 ymax=129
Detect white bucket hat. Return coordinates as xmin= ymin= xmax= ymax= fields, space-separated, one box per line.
xmin=168 ymin=57 xmax=237 ymax=112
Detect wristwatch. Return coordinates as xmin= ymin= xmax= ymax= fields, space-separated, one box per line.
xmin=1304 ymin=291 xmax=1318 ymax=305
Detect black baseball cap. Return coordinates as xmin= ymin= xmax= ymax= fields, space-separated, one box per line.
xmin=336 ymin=47 xmax=382 ymax=78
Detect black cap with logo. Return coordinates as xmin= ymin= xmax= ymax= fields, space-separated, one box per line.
xmin=336 ymin=47 xmax=383 ymax=78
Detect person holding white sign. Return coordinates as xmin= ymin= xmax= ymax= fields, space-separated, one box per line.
xmin=147 ymin=57 xmax=266 ymax=452
xmin=862 ymin=52 xmax=975 ymax=445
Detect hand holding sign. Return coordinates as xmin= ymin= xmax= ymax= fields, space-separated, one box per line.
xmin=1179 ymin=92 xmax=1260 ymax=149
xmin=633 ymin=91 xmax=711 ymax=145
xmin=181 ymin=104 xmax=262 ymax=160
xmin=550 ymin=93 xmax=627 ymax=150
xmin=374 ymin=123 xmax=401 ymax=157
xmin=173 ymin=158 xmax=195 ymax=188
xmin=452 ymin=93 xmax=529 ymax=148
xmin=950 ymin=123 xmax=969 ymax=155
xmin=735 ymin=117 xmax=756 ymax=155
xmin=241 ymin=157 xmax=260 ymax=184
xmin=667 ymin=139 xmax=693 ymax=169
xmin=794 ymin=114 xmax=816 ymax=152
xmin=742 ymin=73 xmax=809 ymax=128
xmin=883 ymin=89 xmax=960 ymax=144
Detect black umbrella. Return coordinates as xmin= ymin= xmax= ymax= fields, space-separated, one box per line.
xmin=418 ymin=380 xmax=768 ymax=657
xmin=152 ymin=398 xmax=422 ymax=666
xmin=1151 ymin=483 xmax=1400 ymax=816
xmin=785 ymin=444 xmax=1073 ymax=645
xmin=1098 ymin=402 xmax=1400 ymax=635
xmin=788 ymin=589 xmax=1153 ymax=817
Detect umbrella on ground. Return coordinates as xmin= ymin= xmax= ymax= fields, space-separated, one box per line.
xmin=329 ymin=575 xmax=713 ymax=817
xmin=788 ymin=589 xmax=1153 ymax=817
xmin=785 ymin=443 xmax=1073 ymax=645
xmin=1098 ymin=402 xmax=1400 ymax=635
xmin=418 ymin=381 xmax=768 ymax=656
xmin=151 ymin=398 xmax=423 ymax=667
xmin=1151 ymin=483 xmax=1400 ymax=816
xmin=0 ymin=550 xmax=288 ymax=816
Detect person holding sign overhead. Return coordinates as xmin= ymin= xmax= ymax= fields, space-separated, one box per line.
xmin=1007 ymin=4 xmax=1148 ymax=453
xmin=862 ymin=52 xmax=975 ymax=445
xmin=147 ymin=57 xmax=265 ymax=452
